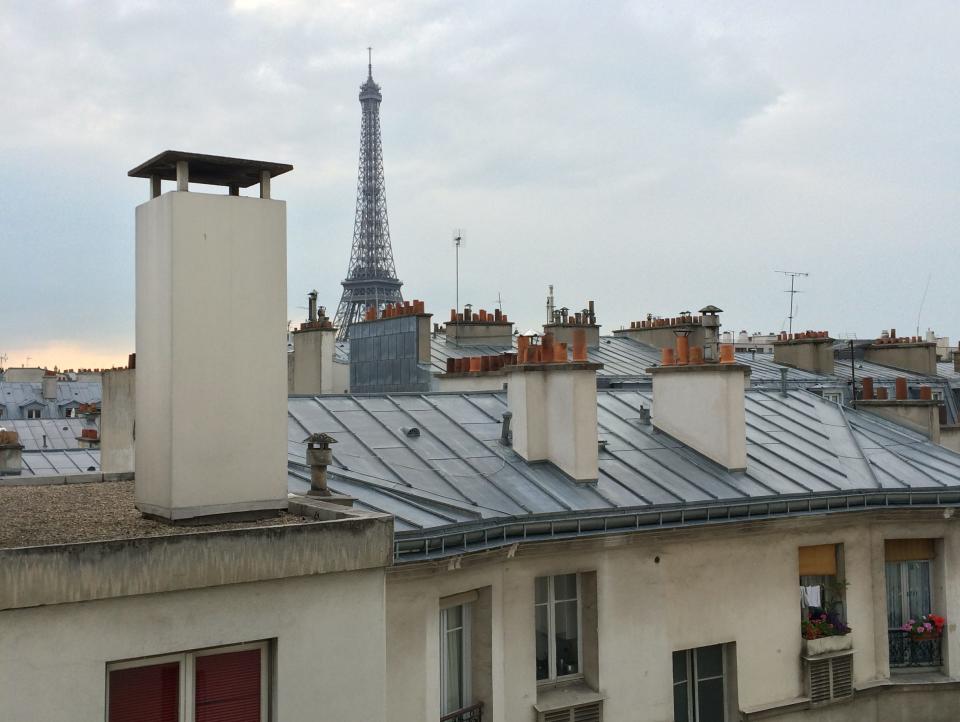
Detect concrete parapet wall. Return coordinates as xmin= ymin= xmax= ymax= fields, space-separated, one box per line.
xmin=0 ymin=513 xmax=393 ymax=610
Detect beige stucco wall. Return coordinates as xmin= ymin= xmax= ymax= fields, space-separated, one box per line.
xmin=331 ymin=359 xmax=350 ymax=394
xmin=506 ymin=366 xmax=599 ymax=480
xmin=101 ymin=368 xmax=135 ymax=473
xmin=856 ymin=401 xmax=940 ymax=441
xmin=135 ymin=191 xmax=288 ymax=519
xmin=0 ymin=568 xmax=386 ymax=722
xmin=650 ymin=365 xmax=748 ymax=470
xmin=291 ymin=327 xmax=336 ymax=395
xmin=773 ymin=340 xmax=834 ymax=374
xmin=445 ymin=322 xmax=514 ymax=347
xmin=4 ymin=368 xmax=45 ymax=382
xmin=385 ymin=513 xmax=960 ymax=722
xmin=864 ymin=344 xmax=938 ymax=376
xmin=612 ymin=325 xmax=707 ymax=351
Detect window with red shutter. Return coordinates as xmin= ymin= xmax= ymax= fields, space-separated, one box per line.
xmin=108 ymin=661 xmax=180 ymax=722
xmin=194 ymin=648 xmax=262 ymax=722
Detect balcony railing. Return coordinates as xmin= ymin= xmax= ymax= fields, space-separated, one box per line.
xmin=888 ymin=630 xmax=943 ymax=668
xmin=440 ymin=701 xmax=483 ymax=722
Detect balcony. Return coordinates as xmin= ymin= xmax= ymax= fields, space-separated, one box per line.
xmin=440 ymin=702 xmax=483 ymax=722
xmin=888 ymin=630 xmax=943 ymax=669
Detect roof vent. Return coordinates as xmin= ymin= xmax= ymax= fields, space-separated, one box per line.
xmin=401 ymin=426 xmax=420 ymax=438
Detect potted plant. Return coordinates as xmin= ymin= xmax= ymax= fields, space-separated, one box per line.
xmin=801 ymin=612 xmax=852 ymax=655
xmin=902 ymin=614 xmax=945 ymax=641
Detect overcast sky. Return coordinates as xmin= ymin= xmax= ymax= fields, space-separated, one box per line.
xmin=2 ymin=0 xmax=958 ymax=369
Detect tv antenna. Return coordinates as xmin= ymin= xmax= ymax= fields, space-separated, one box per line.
xmin=453 ymin=229 xmax=464 ymax=316
xmin=915 ymin=272 xmax=932 ymax=338
xmin=775 ymin=270 xmax=809 ymax=335
xmin=494 ymin=292 xmax=504 ymax=312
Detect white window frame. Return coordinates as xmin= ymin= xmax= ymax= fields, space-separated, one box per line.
xmin=440 ymin=604 xmax=472 ymax=715
xmin=535 ymin=573 xmax=583 ymax=684
xmin=64 ymin=407 xmax=78 ymax=418
xmin=25 ymin=407 xmax=42 ymax=419
xmin=931 ymin=389 xmax=944 ymax=401
xmin=105 ymin=640 xmax=269 ymax=722
xmin=823 ymin=392 xmax=843 ymax=405
xmin=673 ymin=646 xmax=728 ymax=722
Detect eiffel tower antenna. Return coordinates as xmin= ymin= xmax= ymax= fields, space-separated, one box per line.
xmin=333 ymin=49 xmax=403 ymax=340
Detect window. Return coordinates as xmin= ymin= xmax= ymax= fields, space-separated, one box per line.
xmin=931 ymin=389 xmax=944 ymax=402
xmin=107 ymin=642 xmax=268 ymax=722
xmin=673 ymin=645 xmax=730 ymax=722
xmin=885 ymin=560 xmax=933 ymax=628
xmin=822 ymin=392 xmax=843 ymax=405
xmin=440 ymin=604 xmax=471 ymax=715
xmin=64 ymin=407 xmax=78 ymax=418
xmin=26 ymin=407 xmax=41 ymax=419
xmin=799 ymin=544 xmax=846 ymax=624
xmin=535 ymin=574 xmax=581 ymax=682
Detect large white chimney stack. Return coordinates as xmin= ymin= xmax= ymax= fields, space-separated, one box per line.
xmin=648 ymin=340 xmax=750 ymax=471
xmin=505 ymin=331 xmax=602 ymax=481
xmin=129 ymin=151 xmax=292 ymax=521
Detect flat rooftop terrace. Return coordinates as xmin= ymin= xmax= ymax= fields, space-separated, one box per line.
xmin=0 ymin=480 xmax=308 ymax=549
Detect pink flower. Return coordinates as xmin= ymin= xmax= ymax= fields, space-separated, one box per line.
xmin=925 ymin=622 xmax=933 ymax=630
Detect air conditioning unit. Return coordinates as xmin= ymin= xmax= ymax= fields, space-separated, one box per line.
xmin=539 ymin=700 xmax=602 ymax=722
xmin=805 ymin=652 xmax=853 ymax=705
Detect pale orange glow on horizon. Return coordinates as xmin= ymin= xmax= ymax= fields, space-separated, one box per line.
xmin=3 ymin=341 xmax=132 ymax=372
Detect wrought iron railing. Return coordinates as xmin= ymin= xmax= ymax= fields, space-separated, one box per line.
xmin=888 ymin=630 xmax=943 ymax=668
xmin=440 ymin=701 xmax=483 ymax=722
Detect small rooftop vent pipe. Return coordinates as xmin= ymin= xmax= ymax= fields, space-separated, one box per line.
xmin=500 ymin=411 xmax=513 ymax=446
xmin=780 ymin=368 xmax=789 ymax=397
xmin=308 ymin=290 xmax=318 ymax=323
xmin=304 ymin=432 xmax=338 ymax=496
xmin=639 ymin=406 xmax=651 ymax=425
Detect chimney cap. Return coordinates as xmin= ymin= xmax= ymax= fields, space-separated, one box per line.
xmin=699 ymin=304 xmax=723 ymax=314
xmin=128 ymin=150 xmax=293 ymax=188
xmin=303 ymin=432 xmax=338 ymax=447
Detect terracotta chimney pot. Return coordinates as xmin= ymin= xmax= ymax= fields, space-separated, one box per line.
xmin=895 ymin=377 xmax=908 ymax=400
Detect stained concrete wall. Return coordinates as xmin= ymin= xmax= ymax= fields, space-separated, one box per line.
xmin=446 ymin=322 xmax=514 ymax=347
xmin=773 ymin=340 xmax=834 ymax=374
xmin=542 ymin=323 xmax=600 ymax=349
xmin=385 ymin=513 xmax=960 ymax=722
xmin=135 ymin=191 xmax=288 ymax=519
xmin=100 ymin=368 xmax=135 ymax=473
xmin=0 ymin=569 xmax=387 ymax=722
xmin=434 ymin=373 xmax=508 ymax=393
xmin=864 ymin=344 xmax=938 ymax=376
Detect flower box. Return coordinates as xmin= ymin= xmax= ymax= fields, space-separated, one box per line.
xmin=803 ymin=634 xmax=853 ymax=656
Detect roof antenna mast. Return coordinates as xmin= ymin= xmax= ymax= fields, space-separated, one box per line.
xmin=775 ymin=270 xmax=809 ymax=336
xmin=453 ymin=230 xmax=465 ymax=316
xmin=367 ymin=46 xmax=372 ymax=77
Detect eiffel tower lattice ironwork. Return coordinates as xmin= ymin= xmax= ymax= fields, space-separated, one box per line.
xmin=333 ymin=50 xmax=403 ymax=340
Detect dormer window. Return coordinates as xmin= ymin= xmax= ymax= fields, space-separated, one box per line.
xmin=26 ymin=407 xmax=41 ymax=420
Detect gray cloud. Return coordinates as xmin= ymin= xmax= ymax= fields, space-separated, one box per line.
xmin=1 ymin=0 xmax=958 ymax=365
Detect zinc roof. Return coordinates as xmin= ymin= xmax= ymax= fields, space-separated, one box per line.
xmin=0 ymin=382 xmax=101 ymax=420
xmin=286 ymin=389 xmax=960 ymax=537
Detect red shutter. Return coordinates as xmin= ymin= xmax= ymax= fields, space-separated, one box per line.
xmin=195 ymin=648 xmax=262 ymax=722
xmin=108 ymin=662 xmax=179 ymax=722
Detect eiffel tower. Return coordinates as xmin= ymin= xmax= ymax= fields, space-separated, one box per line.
xmin=333 ymin=50 xmax=403 ymax=340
